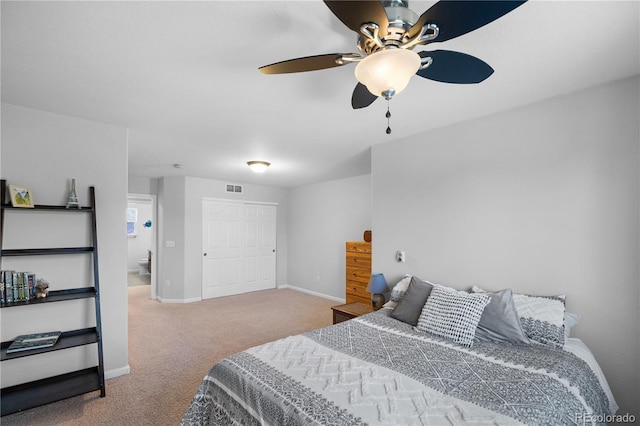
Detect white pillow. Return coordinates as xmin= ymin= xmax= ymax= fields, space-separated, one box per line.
xmin=415 ymin=286 xmax=490 ymax=347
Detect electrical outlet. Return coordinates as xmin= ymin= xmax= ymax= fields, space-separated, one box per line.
xmin=165 ymin=280 xmax=171 ymax=287
xmin=396 ymin=250 xmax=406 ymax=263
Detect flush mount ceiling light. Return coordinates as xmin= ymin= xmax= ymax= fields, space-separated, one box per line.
xmin=247 ymin=161 xmax=270 ymax=173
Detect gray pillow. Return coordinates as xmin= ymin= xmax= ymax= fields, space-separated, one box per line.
xmin=390 ymin=277 xmax=434 ymax=326
xmin=475 ymin=288 xmax=530 ymax=344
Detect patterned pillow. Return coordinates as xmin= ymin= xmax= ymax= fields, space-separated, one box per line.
xmin=383 ymin=275 xmax=412 ymax=309
xmin=415 ymin=286 xmax=490 ymax=347
xmin=390 ymin=275 xmax=412 ymax=302
xmin=473 ymin=286 xmax=566 ymax=348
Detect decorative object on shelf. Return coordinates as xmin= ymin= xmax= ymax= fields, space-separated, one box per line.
xmin=367 ymin=273 xmax=389 ymax=310
xmin=6 ymin=331 xmax=61 ymax=353
xmin=9 ymin=184 xmax=34 ymax=208
xmin=247 ymin=161 xmax=270 ymax=173
xmin=66 ymin=178 xmax=81 ymax=209
xmin=363 ymin=230 xmax=372 ymax=242
xmin=35 ymin=279 xmax=49 ymax=299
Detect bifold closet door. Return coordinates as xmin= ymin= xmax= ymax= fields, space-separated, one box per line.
xmin=202 ymin=200 xmax=276 ymax=299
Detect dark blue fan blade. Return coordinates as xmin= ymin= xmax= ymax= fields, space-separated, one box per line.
xmin=417 ymin=50 xmax=494 ymax=84
xmin=408 ymin=1 xmax=527 ymax=42
xmin=352 ymin=83 xmax=378 ymax=109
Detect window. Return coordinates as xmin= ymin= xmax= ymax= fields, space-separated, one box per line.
xmin=126 ymin=207 xmax=138 ymax=237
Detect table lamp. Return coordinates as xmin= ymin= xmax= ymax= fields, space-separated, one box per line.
xmin=367 ymin=273 xmax=389 ymax=310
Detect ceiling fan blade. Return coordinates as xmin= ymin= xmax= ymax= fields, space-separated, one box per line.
xmin=352 ymin=83 xmax=378 ymax=109
xmin=259 ymin=53 xmax=357 ymax=74
xmin=408 ymin=1 xmax=527 ymax=42
xmin=324 ymin=1 xmax=388 ymax=36
xmin=417 ymin=50 xmax=494 ymax=84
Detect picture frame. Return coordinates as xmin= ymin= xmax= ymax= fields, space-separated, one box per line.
xmin=9 ymin=184 xmax=35 ymax=208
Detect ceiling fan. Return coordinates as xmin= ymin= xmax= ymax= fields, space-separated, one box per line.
xmin=259 ymin=0 xmax=527 ymax=111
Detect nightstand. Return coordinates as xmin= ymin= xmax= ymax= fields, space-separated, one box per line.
xmin=332 ymin=302 xmax=374 ymax=324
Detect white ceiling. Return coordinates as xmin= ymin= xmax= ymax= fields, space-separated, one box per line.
xmin=2 ymin=1 xmax=638 ymax=188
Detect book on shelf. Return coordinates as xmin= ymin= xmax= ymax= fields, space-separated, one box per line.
xmin=6 ymin=331 xmax=62 ymax=353
xmin=1 ymin=270 xmax=37 ymax=304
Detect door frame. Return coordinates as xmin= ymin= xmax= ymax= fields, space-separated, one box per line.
xmin=201 ymin=197 xmax=278 ymax=299
xmin=127 ymin=193 xmax=158 ymax=300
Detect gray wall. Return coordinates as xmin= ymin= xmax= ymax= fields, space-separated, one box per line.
xmin=1 ymin=103 xmax=130 ymax=384
xmin=371 ymin=77 xmax=640 ymax=416
xmin=287 ymin=174 xmax=372 ymax=300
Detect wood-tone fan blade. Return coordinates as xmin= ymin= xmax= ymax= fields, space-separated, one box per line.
xmin=417 ymin=50 xmax=494 ymax=84
xmin=324 ymin=1 xmax=388 ymax=36
xmin=408 ymin=1 xmax=527 ymax=42
xmin=351 ymin=83 xmax=378 ymax=109
xmin=259 ymin=53 xmax=356 ymax=74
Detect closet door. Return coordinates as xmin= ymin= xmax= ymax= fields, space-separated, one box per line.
xmin=202 ymin=200 xmax=276 ymax=299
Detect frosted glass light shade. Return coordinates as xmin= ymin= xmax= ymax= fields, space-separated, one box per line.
xmin=355 ymin=49 xmax=421 ymax=97
xmin=247 ymin=161 xmax=270 ymax=173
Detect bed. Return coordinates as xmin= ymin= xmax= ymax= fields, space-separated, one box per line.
xmin=182 ymin=277 xmax=617 ymax=425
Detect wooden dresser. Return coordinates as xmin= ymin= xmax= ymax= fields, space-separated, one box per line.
xmin=345 ymin=241 xmax=372 ymax=305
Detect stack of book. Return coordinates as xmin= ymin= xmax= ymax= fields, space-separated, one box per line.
xmin=0 ymin=270 xmax=37 ymax=304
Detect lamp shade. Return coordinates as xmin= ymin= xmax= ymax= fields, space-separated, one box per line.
xmin=354 ymin=49 xmax=421 ymax=97
xmin=367 ymin=273 xmax=389 ymax=294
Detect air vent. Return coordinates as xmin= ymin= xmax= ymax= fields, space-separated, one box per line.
xmin=225 ymin=184 xmax=243 ymax=194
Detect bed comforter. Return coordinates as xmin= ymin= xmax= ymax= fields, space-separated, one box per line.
xmin=182 ymin=310 xmax=615 ymax=425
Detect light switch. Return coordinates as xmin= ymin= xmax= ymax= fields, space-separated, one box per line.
xmin=166 ymin=240 xmax=176 ymax=248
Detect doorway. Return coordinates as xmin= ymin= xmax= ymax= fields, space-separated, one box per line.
xmin=202 ymin=199 xmax=277 ymax=299
xmin=127 ymin=194 xmax=157 ymax=299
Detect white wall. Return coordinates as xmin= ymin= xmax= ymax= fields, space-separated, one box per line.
xmin=128 ymin=176 xmax=158 ymax=195
xmin=1 ymin=104 xmax=130 ymax=384
xmin=287 ymin=174 xmax=372 ymax=300
xmin=371 ymin=77 xmax=640 ymax=416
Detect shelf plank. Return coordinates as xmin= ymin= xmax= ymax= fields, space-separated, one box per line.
xmin=1 ymin=327 xmax=98 ymax=361
xmin=1 ymin=203 xmax=92 ymax=212
xmin=0 ymin=367 xmax=102 ymax=416
xmin=1 ymin=287 xmax=97 ymax=308
xmin=1 ymin=247 xmax=94 ymax=256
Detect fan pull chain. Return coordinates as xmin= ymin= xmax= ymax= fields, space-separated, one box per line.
xmin=385 ymin=100 xmax=392 ymax=135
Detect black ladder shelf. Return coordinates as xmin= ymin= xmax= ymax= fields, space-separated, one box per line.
xmin=0 ymin=179 xmax=105 ymax=416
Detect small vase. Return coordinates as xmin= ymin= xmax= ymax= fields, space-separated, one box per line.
xmin=66 ymin=179 xmax=81 ymax=209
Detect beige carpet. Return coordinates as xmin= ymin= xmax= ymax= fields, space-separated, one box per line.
xmin=2 ymin=286 xmax=337 ymax=425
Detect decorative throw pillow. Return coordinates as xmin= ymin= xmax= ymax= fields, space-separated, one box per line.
xmin=383 ymin=275 xmax=412 ymax=309
xmin=390 ymin=277 xmax=434 ymax=326
xmin=473 ymin=286 xmax=566 ymax=348
xmin=474 ymin=288 xmax=530 ymax=344
xmin=390 ymin=275 xmax=412 ymax=302
xmin=415 ymin=287 xmax=490 ymax=347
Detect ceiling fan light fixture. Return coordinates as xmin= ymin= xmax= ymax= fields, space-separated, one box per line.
xmin=247 ymin=160 xmax=270 ymax=173
xmin=354 ymin=48 xmax=421 ymax=98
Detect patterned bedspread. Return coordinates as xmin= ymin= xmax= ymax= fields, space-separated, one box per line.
xmin=182 ymin=310 xmax=614 ymax=425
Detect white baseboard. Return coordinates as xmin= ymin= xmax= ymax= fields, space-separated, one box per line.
xmin=157 ymin=296 xmax=202 ymax=304
xmin=278 ymin=285 xmax=345 ymax=303
xmin=105 ymin=364 xmax=130 ymax=380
